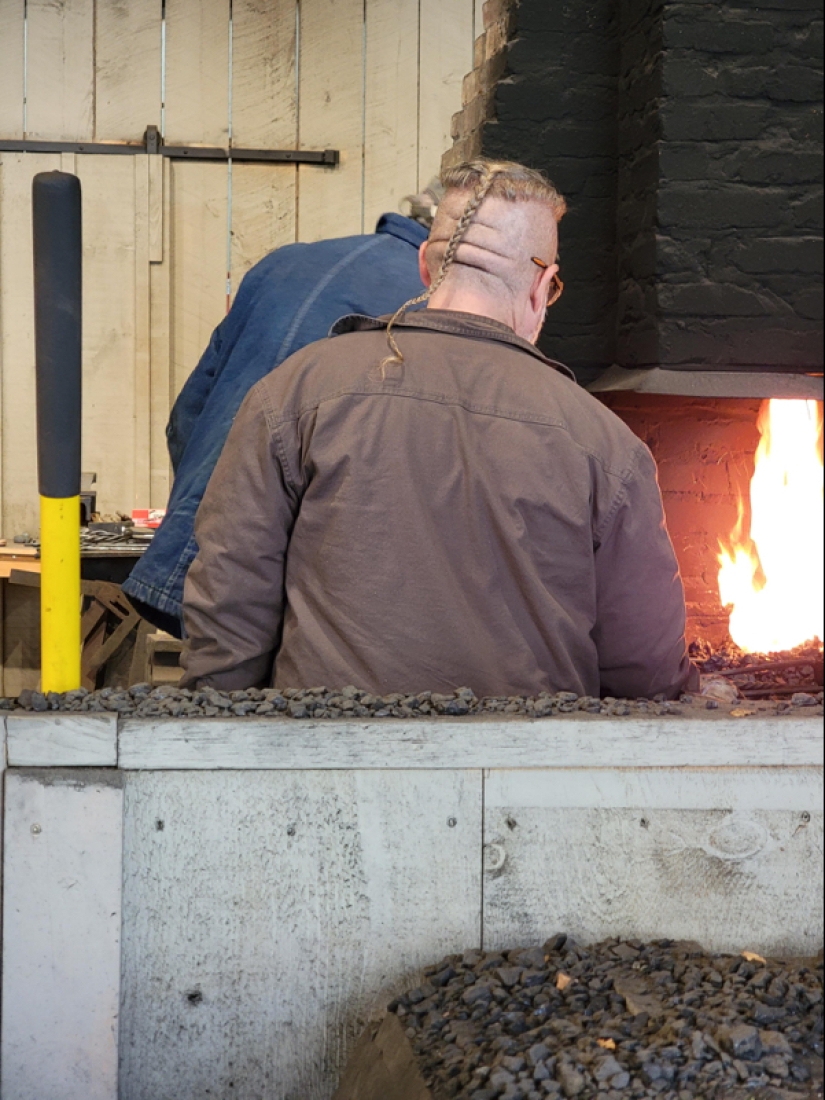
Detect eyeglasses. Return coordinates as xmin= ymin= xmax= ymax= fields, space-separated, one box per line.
xmin=531 ymin=256 xmax=564 ymax=307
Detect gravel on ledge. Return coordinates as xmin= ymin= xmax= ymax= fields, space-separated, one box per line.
xmin=1 ymin=682 xmax=823 ymax=719
xmin=387 ymin=935 xmax=824 ymax=1099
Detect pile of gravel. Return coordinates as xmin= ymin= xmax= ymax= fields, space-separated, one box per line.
xmin=3 ymin=682 xmax=822 ymax=718
xmin=388 ymin=935 xmax=823 ymax=1099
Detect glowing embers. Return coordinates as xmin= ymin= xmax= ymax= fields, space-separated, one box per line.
xmin=717 ymin=399 xmax=824 ymax=653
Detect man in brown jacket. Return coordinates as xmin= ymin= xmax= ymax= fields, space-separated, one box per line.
xmin=180 ymin=159 xmax=695 ymax=700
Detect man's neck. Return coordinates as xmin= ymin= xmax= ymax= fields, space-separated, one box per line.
xmin=426 ymin=285 xmax=518 ymax=334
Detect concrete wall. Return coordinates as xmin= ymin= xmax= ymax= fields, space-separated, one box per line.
xmin=1 ymin=711 xmax=823 ymax=1100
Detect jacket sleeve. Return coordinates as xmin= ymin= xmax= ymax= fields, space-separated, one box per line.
xmin=179 ymin=384 xmax=304 ymax=690
xmin=592 ymin=444 xmax=698 ymax=699
xmin=166 ymin=317 xmax=229 ymax=474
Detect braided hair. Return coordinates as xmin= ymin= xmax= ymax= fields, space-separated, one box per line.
xmin=379 ymin=163 xmax=501 ymax=374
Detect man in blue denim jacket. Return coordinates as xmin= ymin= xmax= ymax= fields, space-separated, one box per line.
xmin=123 ymin=211 xmax=430 ymax=635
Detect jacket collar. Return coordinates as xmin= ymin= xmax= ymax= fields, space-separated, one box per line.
xmin=374 ymin=213 xmax=429 ymax=248
xmin=330 ymin=308 xmax=577 ymax=382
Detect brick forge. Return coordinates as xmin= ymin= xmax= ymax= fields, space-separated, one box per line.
xmin=441 ymin=0 xmax=823 ymax=645
xmin=599 ymin=394 xmax=762 ymax=646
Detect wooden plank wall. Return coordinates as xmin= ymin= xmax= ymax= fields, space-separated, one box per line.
xmin=0 ymin=0 xmax=475 ymax=539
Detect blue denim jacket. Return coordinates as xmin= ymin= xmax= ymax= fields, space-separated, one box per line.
xmin=123 ymin=214 xmax=428 ymax=635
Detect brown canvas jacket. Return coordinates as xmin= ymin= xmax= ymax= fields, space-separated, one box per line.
xmin=180 ymin=309 xmax=696 ymax=699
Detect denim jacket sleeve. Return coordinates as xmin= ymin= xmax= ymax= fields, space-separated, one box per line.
xmin=166 ymin=316 xmax=229 ymax=474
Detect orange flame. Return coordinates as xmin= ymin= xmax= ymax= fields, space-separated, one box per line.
xmin=718 ymin=398 xmax=824 ymax=653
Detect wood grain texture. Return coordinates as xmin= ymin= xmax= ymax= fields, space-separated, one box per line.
xmin=362 ymin=0 xmax=420 ymax=231
xmin=483 ymin=785 xmax=824 ymax=958
xmin=149 ymin=156 xmax=172 ymax=505
xmin=133 ymin=155 xmax=152 ymax=506
xmin=228 ymin=0 xmax=298 ymax=292
xmin=417 ymin=0 xmax=473 ymax=189
xmin=0 ymin=0 xmax=25 ymax=139
xmin=94 ymin=0 xmax=162 ymax=141
xmin=1 ymin=769 xmax=123 ymax=1100
xmin=6 ymin=713 xmax=117 ymax=766
xmin=297 ymin=0 xmax=365 ymax=240
xmin=119 ymin=769 xmax=481 ymax=1100
xmin=25 ymin=0 xmax=95 ymax=141
xmin=231 ymin=0 xmax=297 ymax=148
xmin=170 ymin=160 xmax=229 ymax=398
xmin=0 ymin=152 xmax=57 ymax=538
xmin=230 ymin=165 xmax=296 ymax=295
xmin=77 ymin=154 xmax=138 ymax=514
xmin=117 ymin=715 xmax=825 ymax=771
xmin=164 ymin=0 xmax=230 ymax=146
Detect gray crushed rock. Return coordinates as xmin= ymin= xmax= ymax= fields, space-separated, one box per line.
xmin=387 ymin=935 xmax=824 ymax=1099
xmin=2 ymin=683 xmax=823 ymax=718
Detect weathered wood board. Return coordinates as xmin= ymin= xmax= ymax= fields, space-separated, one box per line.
xmin=25 ymin=0 xmax=95 ymax=142
xmin=1 ymin=769 xmax=124 ymax=1100
xmin=164 ymin=0 xmax=230 ymax=147
xmin=297 ymin=0 xmax=366 ymax=241
xmin=0 ymin=151 xmax=58 ymax=538
xmin=77 ymin=154 xmax=140 ymax=515
xmin=119 ymin=768 xmax=482 ymax=1100
xmin=169 ymin=161 xmax=229 ymax=399
xmin=117 ymin=714 xmax=825 ymax=771
xmin=6 ymin=712 xmax=117 ymax=767
xmin=363 ymin=0 xmax=420 ymax=232
xmin=0 ymin=0 xmax=25 ymax=139
xmin=482 ymin=766 xmax=825 ymax=958
xmin=94 ymin=2 xmax=162 ymax=142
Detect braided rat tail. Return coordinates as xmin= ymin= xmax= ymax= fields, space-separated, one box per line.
xmin=379 ymin=164 xmax=499 ymax=374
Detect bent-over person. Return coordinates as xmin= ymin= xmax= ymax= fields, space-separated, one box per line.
xmin=180 ymin=159 xmax=696 ymax=700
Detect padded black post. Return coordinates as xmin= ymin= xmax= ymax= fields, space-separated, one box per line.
xmin=32 ymin=170 xmax=82 ymax=499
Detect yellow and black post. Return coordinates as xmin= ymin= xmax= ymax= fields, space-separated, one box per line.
xmin=32 ymin=171 xmax=82 ymax=692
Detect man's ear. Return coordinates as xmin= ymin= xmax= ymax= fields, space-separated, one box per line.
xmin=531 ymin=262 xmax=558 ymax=312
xmin=418 ymin=241 xmax=432 ymax=287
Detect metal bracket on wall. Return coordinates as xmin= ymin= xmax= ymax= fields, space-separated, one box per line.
xmin=0 ymin=125 xmax=339 ymax=166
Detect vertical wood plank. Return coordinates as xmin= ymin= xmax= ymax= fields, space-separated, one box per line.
xmin=417 ymin=0 xmax=473 ymax=189
xmin=297 ymin=0 xmax=365 ymax=241
xmin=0 ymin=0 xmax=25 ymax=139
xmin=1 ymin=770 xmax=123 ymax=1100
xmin=170 ymin=161 xmax=229 ymax=399
xmin=231 ymin=0 xmax=297 ymax=149
xmin=0 ymin=152 xmax=58 ymax=538
xmin=362 ymin=0 xmax=420 ymax=232
xmin=25 ymin=0 xmax=95 ymax=141
xmin=148 ymin=154 xmax=164 ymax=263
xmin=164 ymin=0 xmax=230 ymax=146
xmin=76 ymin=155 xmax=137 ymax=515
xmin=229 ymin=0 xmax=298 ymax=293
xmin=230 ymin=166 xmax=296 ymax=295
xmin=94 ymin=0 xmax=162 ymax=142
xmin=149 ymin=156 xmax=172 ymax=505
xmin=120 ymin=769 xmax=482 ymax=1100
xmin=133 ymin=155 xmax=152 ymax=507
